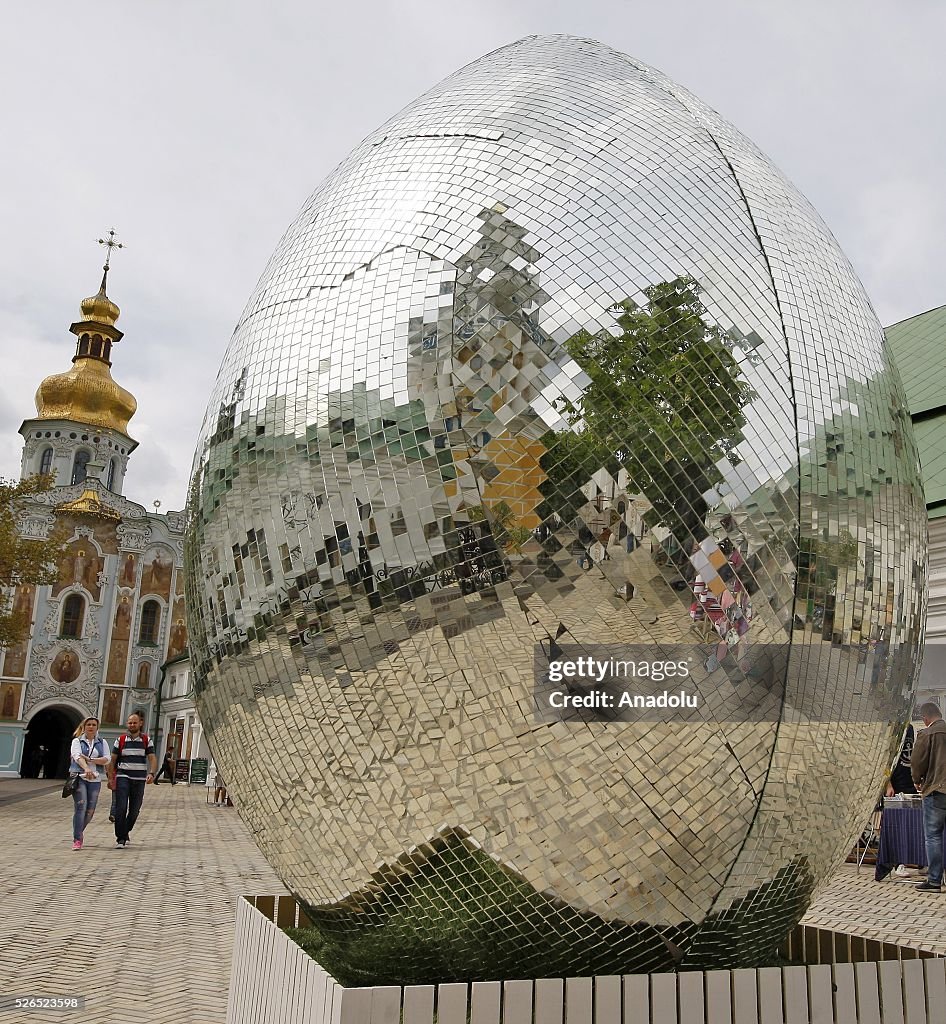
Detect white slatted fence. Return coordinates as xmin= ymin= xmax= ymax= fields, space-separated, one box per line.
xmin=227 ymin=897 xmax=946 ymax=1024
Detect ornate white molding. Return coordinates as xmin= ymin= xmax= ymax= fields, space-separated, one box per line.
xmin=27 ymin=484 xmax=149 ymax=521
xmin=117 ymin=524 xmax=152 ymax=551
xmin=23 ymin=637 xmax=103 ymax=716
xmin=16 ymin=512 xmax=57 ymax=539
xmin=85 ymin=607 xmax=101 ymax=642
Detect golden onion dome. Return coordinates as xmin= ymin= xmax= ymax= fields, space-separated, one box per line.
xmin=35 ymin=357 xmax=137 ymax=434
xmin=79 ymin=282 xmax=120 ymax=326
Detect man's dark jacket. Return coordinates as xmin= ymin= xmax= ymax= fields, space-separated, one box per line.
xmin=912 ymin=719 xmax=946 ymax=796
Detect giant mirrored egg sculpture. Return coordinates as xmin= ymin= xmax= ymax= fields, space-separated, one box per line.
xmin=186 ymin=35 xmax=926 ymax=982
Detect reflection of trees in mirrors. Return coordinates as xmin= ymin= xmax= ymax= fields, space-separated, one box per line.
xmin=539 ymin=276 xmax=754 ymax=555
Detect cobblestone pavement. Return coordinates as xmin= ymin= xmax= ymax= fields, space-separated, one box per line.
xmin=802 ymin=861 xmax=946 ymax=954
xmin=0 ymin=778 xmax=940 ymax=1024
xmin=0 ymin=779 xmax=286 ymax=1024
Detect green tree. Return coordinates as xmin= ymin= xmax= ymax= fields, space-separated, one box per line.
xmin=468 ymin=501 xmax=531 ymax=553
xmin=0 ymin=475 xmax=65 ymax=648
xmin=542 ymin=276 xmax=754 ymax=546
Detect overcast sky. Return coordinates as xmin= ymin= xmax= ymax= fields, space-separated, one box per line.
xmin=1 ymin=0 xmax=942 ymax=510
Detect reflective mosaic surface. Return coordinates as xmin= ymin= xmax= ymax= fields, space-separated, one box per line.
xmin=185 ymin=35 xmax=927 ymax=981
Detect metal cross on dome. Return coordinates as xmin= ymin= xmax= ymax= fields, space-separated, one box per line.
xmin=96 ymin=228 xmax=125 ymax=270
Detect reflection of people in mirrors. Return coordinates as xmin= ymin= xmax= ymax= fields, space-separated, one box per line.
xmin=597 ymin=527 xmax=612 ymax=560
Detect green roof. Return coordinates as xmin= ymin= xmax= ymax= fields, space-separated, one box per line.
xmin=886 ymin=304 xmax=946 ymax=519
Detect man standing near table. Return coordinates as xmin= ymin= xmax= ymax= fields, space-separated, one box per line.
xmin=911 ymin=702 xmax=946 ymax=892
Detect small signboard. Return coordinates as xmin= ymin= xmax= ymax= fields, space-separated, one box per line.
xmin=190 ymin=758 xmax=209 ymax=785
xmin=174 ymin=758 xmax=190 ymax=783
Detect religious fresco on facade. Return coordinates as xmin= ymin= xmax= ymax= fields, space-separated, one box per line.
xmin=94 ymin=519 xmax=119 ymax=554
xmin=53 ymin=537 xmax=105 ymax=602
xmin=105 ymin=639 xmax=129 ymax=686
xmin=0 ymin=684 xmax=22 ymax=719
xmin=141 ymin=548 xmax=174 ymax=602
xmin=57 ymin=515 xmax=119 ymax=556
xmin=101 ymin=687 xmax=123 ymax=726
xmin=1 ymin=584 xmax=36 ymax=678
xmin=167 ymin=591 xmax=187 ymax=659
xmin=1 ymin=643 xmax=29 ymax=680
xmin=118 ymin=552 xmax=138 ymax=588
xmin=50 ymin=648 xmax=81 ymax=684
xmin=112 ymin=593 xmax=132 ymax=642
xmin=135 ymin=662 xmax=152 ymax=689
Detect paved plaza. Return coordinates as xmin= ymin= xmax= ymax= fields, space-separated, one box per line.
xmin=0 ymin=779 xmax=286 ymax=1024
xmin=0 ymin=778 xmax=941 ymax=1023
xmin=804 ymin=862 xmax=946 ymax=955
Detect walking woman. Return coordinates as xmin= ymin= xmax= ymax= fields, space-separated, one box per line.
xmin=68 ymin=717 xmax=110 ymax=850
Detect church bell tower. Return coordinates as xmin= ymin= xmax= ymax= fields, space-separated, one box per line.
xmin=18 ymin=231 xmax=138 ymax=495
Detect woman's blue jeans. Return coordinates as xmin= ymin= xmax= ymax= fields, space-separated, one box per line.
xmin=71 ymin=778 xmax=101 ymax=842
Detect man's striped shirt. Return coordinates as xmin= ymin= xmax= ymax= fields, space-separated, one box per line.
xmin=112 ymin=734 xmax=155 ymax=780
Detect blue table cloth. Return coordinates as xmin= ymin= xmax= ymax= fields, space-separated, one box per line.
xmin=875 ymin=803 xmax=946 ymax=880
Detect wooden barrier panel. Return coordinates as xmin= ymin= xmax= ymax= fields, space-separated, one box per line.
xmin=808 ymin=965 xmax=834 ymax=1024
xmin=471 ymin=981 xmax=502 ymax=1024
xmin=504 ymin=980 xmax=533 ymax=1024
xmin=856 ymin=963 xmax=883 ymax=1024
xmin=403 ymin=985 xmax=435 ymax=1024
xmin=594 ymin=975 xmax=621 ymax=1024
xmin=623 ymin=974 xmax=648 ymax=1024
xmin=678 ymin=972 xmax=704 ymax=1024
xmin=731 ymin=968 xmax=759 ymax=1024
xmin=536 ymin=978 xmax=565 ymax=1024
xmin=227 ymin=897 xmax=946 ymax=1024
xmin=436 ymin=982 xmax=469 ymax=1024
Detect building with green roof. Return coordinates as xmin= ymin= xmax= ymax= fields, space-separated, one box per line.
xmin=886 ymin=304 xmax=946 ymax=699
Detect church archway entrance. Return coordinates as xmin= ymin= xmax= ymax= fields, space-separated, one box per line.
xmin=20 ymin=705 xmax=83 ymax=779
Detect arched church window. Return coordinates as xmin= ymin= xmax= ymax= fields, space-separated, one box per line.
xmin=61 ymin=594 xmax=85 ymax=638
xmin=71 ymin=450 xmax=91 ymax=486
xmin=39 ymin=447 xmax=53 ymax=476
xmin=106 ymin=457 xmax=116 ymax=491
xmin=139 ymin=600 xmax=160 ymax=645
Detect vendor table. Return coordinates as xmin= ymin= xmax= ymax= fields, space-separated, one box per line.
xmin=875 ymin=802 xmax=945 ymax=880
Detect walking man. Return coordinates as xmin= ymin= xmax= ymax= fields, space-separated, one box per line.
xmin=108 ymin=712 xmax=157 ymax=849
xmin=154 ymin=747 xmax=177 ymax=785
xmin=911 ymin=702 xmax=946 ymax=891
